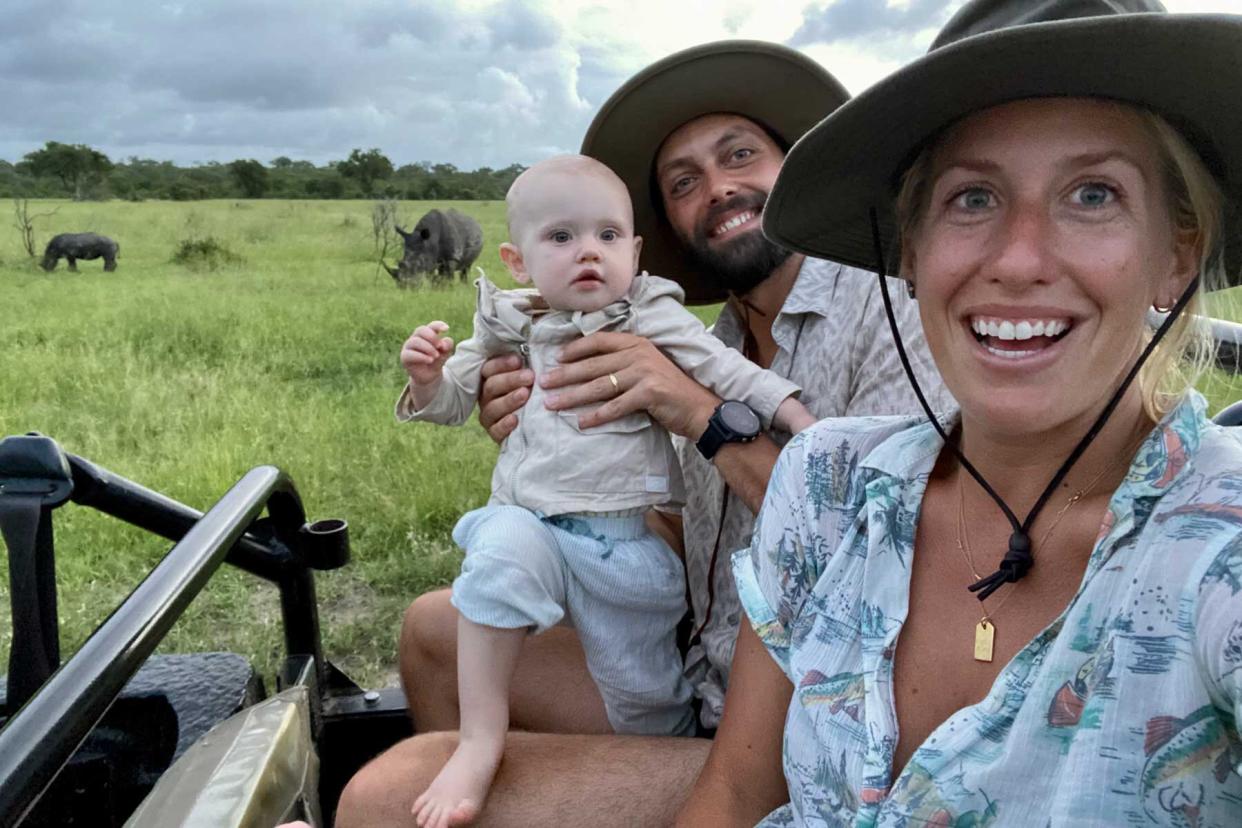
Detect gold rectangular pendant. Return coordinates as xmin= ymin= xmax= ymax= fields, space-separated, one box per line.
xmin=974 ymin=620 xmax=995 ymax=662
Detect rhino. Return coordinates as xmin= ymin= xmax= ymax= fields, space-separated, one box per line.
xmin=41 ymin=232 xmax=120 ymax=272
xmin=383 ymin=208 xmax=482 ymax=287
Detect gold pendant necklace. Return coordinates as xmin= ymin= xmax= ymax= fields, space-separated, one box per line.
xmin=973 ymin=619 xmax=996 ymax=662
xmin=955 ymin=497 xmax=1015 ymax=663
xmin=955 ymin=459 xmax=1116 ymax=663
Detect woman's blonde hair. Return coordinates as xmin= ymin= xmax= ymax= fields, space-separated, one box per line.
xmin=894 ymin=102 xmax=1230 ymax=419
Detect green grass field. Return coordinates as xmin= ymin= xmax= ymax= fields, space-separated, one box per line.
xmin=1 ymin=198 xmax=1240 ymax=692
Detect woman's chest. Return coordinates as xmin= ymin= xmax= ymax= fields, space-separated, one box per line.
xmin=780 ymin=511 xmax=1240 ymax=826
xmin=891 ymin=503 xmax=1100 ymax=772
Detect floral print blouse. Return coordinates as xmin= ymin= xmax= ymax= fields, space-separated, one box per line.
xmin=734 ymin=393 xmax=1242 ymax=827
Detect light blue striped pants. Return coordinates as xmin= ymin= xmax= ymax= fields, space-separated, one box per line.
xmin=450 ymin=504 xmax=695 ymax=737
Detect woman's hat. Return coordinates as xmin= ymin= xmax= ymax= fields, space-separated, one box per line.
xmin=763 ymin=0 xmax=1242 ymax=286
xmin=582 ymin=40 xmax=850 ymax=304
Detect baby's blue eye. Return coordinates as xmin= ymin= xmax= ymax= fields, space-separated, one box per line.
xmin=601 ymin=229 xmax=618 ymax=242
xmin=550 ymin=230 xmax=571 ymax=243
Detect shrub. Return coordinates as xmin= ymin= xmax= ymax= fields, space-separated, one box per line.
xmin=170 ymin=236 xmax=244 ymax=270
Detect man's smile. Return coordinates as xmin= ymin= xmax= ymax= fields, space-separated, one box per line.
xmin=709 ymin=209 xmax=760 ymax=240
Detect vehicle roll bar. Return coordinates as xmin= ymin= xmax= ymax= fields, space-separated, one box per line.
xmin=1148 ymin=309 xmax=1242 ymax=373
xmin=0 ymin=440 xmax=346 ymax=827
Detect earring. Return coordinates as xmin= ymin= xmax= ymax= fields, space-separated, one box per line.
xmin=1152 ymin=300 xmax=1174 ymax=313
xmin=906 ymin=280 xmax=917 ymax=300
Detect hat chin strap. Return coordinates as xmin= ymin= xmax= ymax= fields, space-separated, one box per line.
xmin=867 ymin=208 xmax=1199 ymax=600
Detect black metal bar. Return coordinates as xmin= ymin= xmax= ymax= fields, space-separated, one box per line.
xmin=0 ymin=466 xmax=298 ymax=827
xmin=1148 ymin=310 xmax=1242 ymax=374
xmin=66 ymin=452 xmax=292 ymax=581
xmin=279 ymin=565 xmax=326 ymax=688
xmin=0 ymin=500 xmax=60 ymax=710
xmin=263 ymin=486 xmax=329 ymax=690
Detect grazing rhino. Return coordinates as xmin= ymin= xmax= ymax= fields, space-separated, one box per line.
xmin=41 ymin=232 xmax=120 ymax=272
xmin=384 ymin=208 xmax=482 ymax=287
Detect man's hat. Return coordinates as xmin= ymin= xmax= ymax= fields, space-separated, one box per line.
xmin=764 ymin=0 xmax=1242 ymax=287
xmin=582 ymin=40 xmax=850 ymax=304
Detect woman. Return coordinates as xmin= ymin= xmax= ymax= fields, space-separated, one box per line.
xmin=678 ymin=1 xmax=1242 ymax=825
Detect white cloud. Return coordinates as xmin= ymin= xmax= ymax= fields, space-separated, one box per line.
xmin=0 ymin=0 xmax=1236 ymax=168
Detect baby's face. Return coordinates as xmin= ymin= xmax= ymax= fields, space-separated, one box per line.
xmin=508 ymin=169 xmax=640 ymax=312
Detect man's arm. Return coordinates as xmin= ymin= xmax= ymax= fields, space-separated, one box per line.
xmin=629 ymin=290 xmax=800 ymax=430
xmin=710 ymin=437 xmax=782 ymax=514
xmin=675 ymin=623 xmax=791 ymax=826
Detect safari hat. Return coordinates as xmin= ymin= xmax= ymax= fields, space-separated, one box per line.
xmin=582 ymin=40 xmax=849 ymax=304
xmin=764 ymin=0 xmax=1242 ymax=286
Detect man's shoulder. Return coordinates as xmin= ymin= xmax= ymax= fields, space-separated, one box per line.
xmin=790 ymin=257 xmax=903 ymax=316
xmin=796 ymin=256 xmax=870 ymax=285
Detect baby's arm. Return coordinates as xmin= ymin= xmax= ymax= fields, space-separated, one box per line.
xmin=631 ymin=278 xmax=803 ymax=430
xmin=400 ymin=321 xmax=456 ymax=411
xmin=395 ymin=316 xmax=490 ymax=426
xmin=773 ymin=397 xmax=817 ymax=434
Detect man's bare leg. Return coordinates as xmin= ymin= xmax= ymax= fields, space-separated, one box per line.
xmin=336 ymin=731 xmax=711 ymax=828
xmin=401 ymin=589 xmax=611 ymax=734
xmin=412 ymin=619 xmax=523 ymax=828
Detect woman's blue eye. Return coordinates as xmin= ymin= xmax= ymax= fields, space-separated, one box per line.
xmin=1073 ymin=182 xmax=1115 ymax=207
xmin=954 ymin=187 xmax=994 ymax=210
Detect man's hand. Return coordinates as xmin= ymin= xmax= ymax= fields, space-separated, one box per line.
xmin=541 ymin=332 xmax=720 ymax=440
xmin=478 ymin=354 xmax=535 ymax=444
xmin=400 ymin=321 xmax=455 ymax=386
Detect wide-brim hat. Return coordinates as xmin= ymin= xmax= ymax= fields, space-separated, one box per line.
xmin=582 ymin=40 xmax=850 ymax=304
xmin=764 ymin=0 xmax=1242 ymax=288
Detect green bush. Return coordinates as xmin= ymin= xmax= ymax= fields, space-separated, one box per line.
xmin=171 ymin=236 xmax=244 ymax=270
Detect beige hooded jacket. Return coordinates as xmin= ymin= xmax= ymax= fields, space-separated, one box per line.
xmin=396 ymin=273 xmax=799 ymax=516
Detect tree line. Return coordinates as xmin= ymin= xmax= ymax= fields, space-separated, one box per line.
xmin=1 ymin=142 xmax=526 ymax=201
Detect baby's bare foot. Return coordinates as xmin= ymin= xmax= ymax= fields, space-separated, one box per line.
xmin=412 ymin=738 xmax=503 ymax=828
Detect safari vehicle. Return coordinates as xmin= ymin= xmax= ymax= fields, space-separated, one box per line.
xmin=2 ymin=315 xmax=1241 ymax=828
xmin=0 ymin=435 xmax=410 ymax=827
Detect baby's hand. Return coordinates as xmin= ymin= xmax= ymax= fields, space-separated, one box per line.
xmin=774 ymin=396 xmax=817 ymax=435
xmin=401 ymin=321 xmax=455 ymax=387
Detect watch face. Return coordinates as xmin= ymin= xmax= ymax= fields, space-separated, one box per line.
xmin=719 ymin=400 xmax=761 ymax=436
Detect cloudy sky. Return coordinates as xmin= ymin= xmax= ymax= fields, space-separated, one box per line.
xmin=3 ymin=0 xmax=1235 ymax=169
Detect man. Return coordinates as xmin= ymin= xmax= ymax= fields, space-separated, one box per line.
xmin=337 ymin=41 xmax=951 ymax=827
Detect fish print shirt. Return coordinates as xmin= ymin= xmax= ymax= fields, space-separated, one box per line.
xmin=734 ymin=393 xmax=1242 ymax=827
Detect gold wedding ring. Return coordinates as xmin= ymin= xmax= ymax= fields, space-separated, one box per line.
xmin=608 ymin=373 xmax=620 ymax=392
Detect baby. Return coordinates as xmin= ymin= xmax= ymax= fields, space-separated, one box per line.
xmin=397 ymin=154 xmax=813 ymax=828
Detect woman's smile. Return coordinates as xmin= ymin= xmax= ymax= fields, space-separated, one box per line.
xmin=964 ymin=309 xmax=1075 ymax=365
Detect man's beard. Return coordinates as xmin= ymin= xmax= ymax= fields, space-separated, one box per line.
xmin=682 ymin=193 xmax=793 ymax=296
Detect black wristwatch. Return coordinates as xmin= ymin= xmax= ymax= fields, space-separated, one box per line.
xmin=696 ymin=400 xmax=761 ymax=460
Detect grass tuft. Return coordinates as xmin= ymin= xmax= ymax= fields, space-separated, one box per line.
xmin=171 ymin=236 xmax=244 ymax=270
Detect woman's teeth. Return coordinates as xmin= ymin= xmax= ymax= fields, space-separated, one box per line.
xmin=969 ymin=317 xmax=1070 ymax=340
xmin=969 ymin=316 xmax=1072 ymax=360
